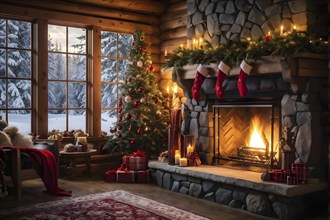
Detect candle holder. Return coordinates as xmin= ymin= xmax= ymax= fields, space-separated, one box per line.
xmin=183 ymin=135 xmax=195 ymax=158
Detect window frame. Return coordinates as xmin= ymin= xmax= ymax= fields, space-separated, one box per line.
xmin=47 ymin=23 xmax=89 ymax=132
xmin=0 ymin=17 xmax=33 ymax=133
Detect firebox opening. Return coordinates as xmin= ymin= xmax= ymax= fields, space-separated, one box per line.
xmin=213 ymin=102 xmax=281 ymax=170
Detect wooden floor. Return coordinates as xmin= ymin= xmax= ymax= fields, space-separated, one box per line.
xmin=0 ymin=175 xmax=275 ymax=220
xmin=0 ymin=176 xmax=327 ymax=220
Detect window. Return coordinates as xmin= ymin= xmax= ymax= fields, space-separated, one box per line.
xmin=48 ymin=25 xmax=87 ymax=132
xmin=100 ymin=31 xmax=132 ymax=132
xmin=0 ymin=18 xmax=32 ymax=133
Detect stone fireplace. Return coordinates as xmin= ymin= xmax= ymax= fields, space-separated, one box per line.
xmin=176 ymin=53 xmax=328 ymax=180
xmin=148 ymin=1 xmax=329 ymax=219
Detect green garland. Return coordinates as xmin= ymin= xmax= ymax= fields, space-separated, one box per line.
xmin=163 ymin=31 xmax=328 ymax=70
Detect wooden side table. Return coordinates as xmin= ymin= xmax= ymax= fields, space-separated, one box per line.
xmin=60 ymin=149 xmax=97 ymax=178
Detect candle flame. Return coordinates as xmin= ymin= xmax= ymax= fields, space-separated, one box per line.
xmin=166 ymin=87 xmax=169 ymax=94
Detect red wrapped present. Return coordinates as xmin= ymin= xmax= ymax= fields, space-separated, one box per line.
xmin=136 ymin=170 xmax=150 ymax=183
xmin=116 ymin=170 xmax=135 ymax=183
xmin=291 ymin=162 xmax=308 ymax=184
xmin=105 ymin=169 xmax=117 ymax=182
xmin=187 ymin=152 xmax=202 ymax=166
xmin=286 ymin=173 xmax=297 ymax=185
xmin=123 ymin=151 xmax=147 ymax=171
xmin=274 ymin=169 xmax=289 ymax=183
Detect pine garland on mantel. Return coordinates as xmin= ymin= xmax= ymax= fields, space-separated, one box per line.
xmin=162 ymin=31 xmax=328 ymax=70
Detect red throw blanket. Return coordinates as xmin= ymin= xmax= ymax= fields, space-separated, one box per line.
xmin=2 ymin=146 xmax=72 ymax=196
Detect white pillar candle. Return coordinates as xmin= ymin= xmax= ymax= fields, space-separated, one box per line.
xmin=179 ymin=158 xmax=188 ymax=167
xmin=175 ymin=154 xmax=181 ymax=165
xmin=187 ymin=144 xmax=194 ymax=155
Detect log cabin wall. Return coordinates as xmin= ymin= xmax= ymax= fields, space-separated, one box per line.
xmin=159 ymin=0 xmax=187 ymax=96
xmin=0 ymin=0 xmax=166 ymax=137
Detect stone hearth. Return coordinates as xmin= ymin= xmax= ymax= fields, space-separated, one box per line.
xmin=149 ymin=161 xmax=328 ymax=219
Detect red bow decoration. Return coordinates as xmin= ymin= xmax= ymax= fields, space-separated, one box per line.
xmin=130 ymin=150 xmax=146 ymax=157
xmin=189 ymin=152 xmax=200 ymax=160
xmin=105 ymin=169 xmax=117 ymax=176
xmin=117 ymin=164 xmax=130 ymax=172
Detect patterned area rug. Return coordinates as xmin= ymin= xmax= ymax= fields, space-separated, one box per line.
xmin=0 ymin=190 xmax=209 ymax=220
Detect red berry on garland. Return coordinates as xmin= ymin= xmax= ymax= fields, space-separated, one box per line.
xmin=134 ymin=100 xmax=140 ymax=106
xmin=137 ymin=128 xmax=143 ymax=134
xmin=117 ymin=125 xmax=123 ymax=130
xmin=130 ymin=139 xmax=136 ymax=144
xmin=138 ymin=87 xmax=144 ymax=93
xmin=125 ymin=113 xmax=132 ymax=120
xmin=149 ymin=66 xmax=155 ymax=72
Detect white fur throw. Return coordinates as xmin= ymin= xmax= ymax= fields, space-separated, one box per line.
xmin=0 ymin=131 xmax=13 ymax=146
xmin=3 ymin=126 xmax=34 ymax=148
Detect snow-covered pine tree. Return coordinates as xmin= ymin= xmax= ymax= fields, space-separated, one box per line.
xmin=103 ymin=30 xmax=169 ymax=158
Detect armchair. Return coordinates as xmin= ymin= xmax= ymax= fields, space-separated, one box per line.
xmin=4 ymin=139 xmax=59 ymax=201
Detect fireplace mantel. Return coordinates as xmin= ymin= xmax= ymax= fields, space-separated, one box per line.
xmin=174 ymin=52 xmax=328 ymax=81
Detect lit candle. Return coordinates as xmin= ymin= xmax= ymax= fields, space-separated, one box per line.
xmin=199 ymin=38 xmax=203 ymax=49
xmin=166 ymin=87 xmax=170 ymax=94
xmin=164 ymin=50 xmax=168 ymax=57
xmin=175 ymin=150 xmax=181 ymax=165
xmin=266 ymin=31 xmax=271 ymax=41
xmin=292 ymin=25 xmax=296 ymax=31
xmin=180 ymin=44 xmax=183 ymax=49
xmin=179 ymin=158 xmax=188 ymax=167
xmin=187 ymin=144 xmax=194 ymax=155
xmin=280 ymin=25 xmax=284 ymax=36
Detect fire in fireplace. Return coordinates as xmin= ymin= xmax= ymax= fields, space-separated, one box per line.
xmin=213 ymin=102 xmax=281 ymax=168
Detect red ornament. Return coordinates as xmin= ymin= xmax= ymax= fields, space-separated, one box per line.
xmin=137 ymin=128 xmax=143 ymax=134
xmin=130 ymin=139 xmax=136 ymax=144
xmin=117 ymin=133 xmax=122 ymax=138
xmin=118 ymin=108 xmax=122 ymax=113
xmin=134 ymin=100 xmax=140 ymax=106
xmin=132 ymin=61 xmax=136 ymax=66
xmin=110 ymin=127 xmax=117 ymax=133
xmin=155 ymin=99 xmax=158 ymax=104
xmin=127 ymin=77 xmax=132 ymax=82
xmin=117 ymin=125 xmax=123 ymax=130
xmin=135 ymin=113 xmax=139 ymax=119
xmin=125 ymin=113 xmax=132 ymax=120
xmin=149 ymin=66 xmax=155 ymax=72
xmin=143 ymin=47 xmax=147 ymax=51
xmin=138 ymin=87 xmax=144 ymax=93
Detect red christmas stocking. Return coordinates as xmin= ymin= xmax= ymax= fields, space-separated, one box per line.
xmin=215 ymin=61 xmax=231 ymax=98
xmin=237 ymin=60 xmax=253 ymax=97
xmin=191 ymin=64 xmax=208 ymax=100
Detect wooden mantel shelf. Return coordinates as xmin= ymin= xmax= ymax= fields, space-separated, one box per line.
xmin=177 ymin=53 xmax=328 ymax=80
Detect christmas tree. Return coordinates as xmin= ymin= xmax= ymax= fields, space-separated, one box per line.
xmin=103 ymin=30 xmax=169 ymax=158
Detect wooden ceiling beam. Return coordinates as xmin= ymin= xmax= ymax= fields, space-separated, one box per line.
xmin=0 ymin=3 xmax=160 ymax=34
xmin=63 ymin=0 xmax=168 ymax=15
xmin=0 ymin=0 xmax=160 ymax=25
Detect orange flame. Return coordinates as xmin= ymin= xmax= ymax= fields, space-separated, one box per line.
xmin=247 ymin=116 xmax=266 ymax=149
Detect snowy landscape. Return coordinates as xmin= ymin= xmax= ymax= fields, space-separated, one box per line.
xmin=0 ymin=19 xmax=132 ymax=134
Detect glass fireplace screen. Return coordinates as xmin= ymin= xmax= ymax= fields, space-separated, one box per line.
xmin=213 ymin=104 xmax=280 ymax=168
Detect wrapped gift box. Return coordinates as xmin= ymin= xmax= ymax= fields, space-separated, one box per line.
xmin=123 ymin=156 xmax=147 ymax=171
xmin=286 ymin=174 xmax=297 ymax=185
xmin=105 ymin=169 xmax=117 ymax=182
xmin=291 ymin=162 xmax=308 ymax=184
xmin=116 ymin=170 xmax=135 ymax=183
xmin=136 ymin=170 xmax=150 ymax=183
xmin=188 ymin=158 xmax=202 ymax=166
